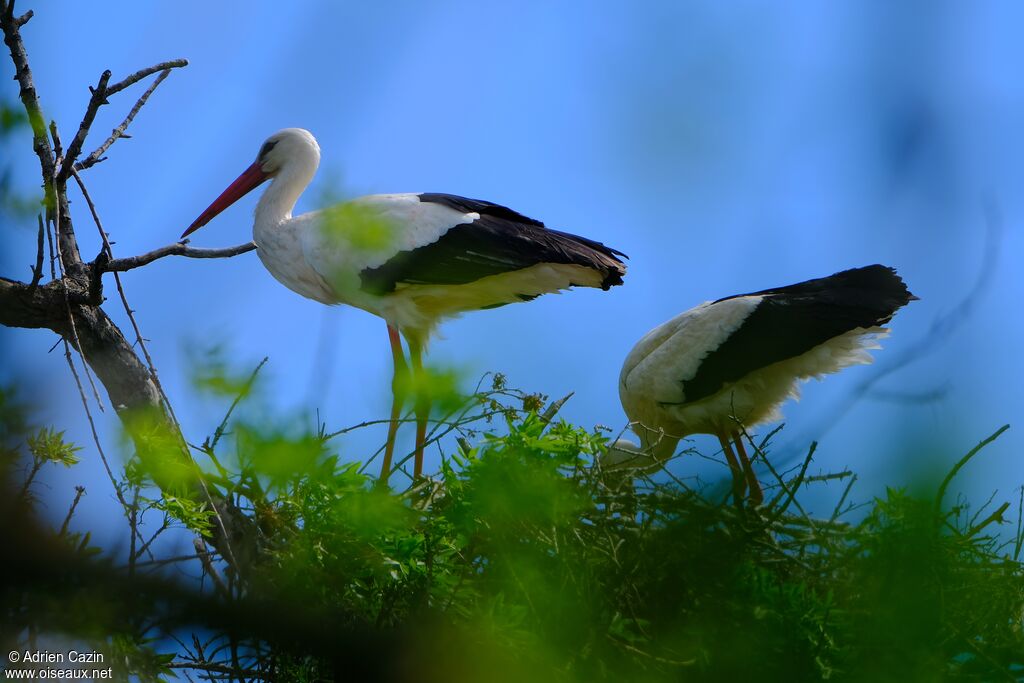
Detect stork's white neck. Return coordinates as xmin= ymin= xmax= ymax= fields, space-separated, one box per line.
xmin=255 ymin=162 xmax=316 ymax=233
xmin=601 ymin=426 xmax=681 ymax=473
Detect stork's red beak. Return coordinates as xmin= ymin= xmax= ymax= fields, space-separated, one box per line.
xmin=181 ymin=161 xmax=269 ymax=238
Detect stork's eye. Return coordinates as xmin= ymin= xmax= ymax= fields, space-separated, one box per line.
xmin=258 ymin=140 xmax=278 ymax=159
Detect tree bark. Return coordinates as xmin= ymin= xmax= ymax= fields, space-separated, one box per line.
xmin=1 ymin=1 xmax=255 ymax=571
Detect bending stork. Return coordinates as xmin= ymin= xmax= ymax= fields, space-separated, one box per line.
xmin=604 ymin=265 xmax=915 ymax=504
xmin=182 ymin=128 xmax=627 ymax=483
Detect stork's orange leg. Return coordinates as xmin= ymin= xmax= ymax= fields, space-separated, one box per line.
xmin=717 ymin=433 xmax=747 ymax=505
xmin=379 ymin=323 xmax=406 ymax=485
xmin=731 ymin=430 xmax=763 ymax=505
xmin=407 ymin=335 xmax=429 ymax=479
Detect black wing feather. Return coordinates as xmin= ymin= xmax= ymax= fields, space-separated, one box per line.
xmin=359 ymin=193 xmax=627 ymax=295
xmin=681 ymin=265 xmax=916 ymax=403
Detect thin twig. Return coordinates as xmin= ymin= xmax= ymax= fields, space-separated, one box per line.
xmin=49 ymin=120 xmax=62 ymax=167
xmin=16 ymin=458 xmax=44 ymax=501
xmin=58 ymin=59 xmax=188 ymax=179
xmin=44 ymin=207 xmax=56 ymax=279
xmin=829 ymin=473 xmax=858 ymax=525
xmin=51 ymin=198 xmax=105 ymax=412
xmin=75 ymin=68 xmax=173 ymax=171
xmin=540 ymin=392 xmax=574 ymax=424
xmin=194 ymin=538 xmax=230 ymax=598
xmin=103 ymin=241 xmax=257 ymax=272
xmin=967 ymin=489 xmax=1000 ymax=531
xmin=935 ymin=425 xmax=1010 ymax=513
xmin=766 ymin=441 xmax=817 ymax=522
xmin=73 ymin=170 xmax=168 ymax=412
xmin=62 ymin=337 xmax=131 ymax=516
xmin=128 ymin=485 xmax=140 ymax=576
xmin=206 ymin=358 xmax=269 ymax=453
xmin=169 ymin=661 xmax=272 ymax=681
xmin=59 ymin=486 xmax=86 ymax=536
xmin=803 ymin=470 xmax=853 ymax=484
xmin=1012 ymin=487 xmax=1024 ymax=563
xmin=966 ymin=501 xmax=1010 ymax=538
xmin=106 ymin=59 xmax=188 ymax=96
xmin=58 ymin=69 xmax=112 ymax=182
xmin=69 ymin=171 xmax=242 ymax=572
xmin=28 ymin=213 xmax=44 ymax=290
xmin=133 ymin=518 xmax=171 ymax=561
xmin=126 ymin=550 xmax=213 ymax=570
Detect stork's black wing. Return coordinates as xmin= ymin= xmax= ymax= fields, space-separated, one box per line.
xmin=358 ymin=193 xmax=627 ymax=295
xmin=681 ymin=265 xmax=916 ymax=403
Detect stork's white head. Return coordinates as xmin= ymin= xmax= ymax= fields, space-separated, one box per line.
xmin=182 ymin=128 xmax=321 ymax=238
xmin=598 ymin=425 xmax=682 ymax=475
xmin=256 ymin=128 xmax=321 ymax=178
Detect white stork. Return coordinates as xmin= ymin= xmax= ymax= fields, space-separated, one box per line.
xmin=182 ymin=128 xmax=627 ymax=483
xmin=603 ymin=265 xmax=915 ymax=504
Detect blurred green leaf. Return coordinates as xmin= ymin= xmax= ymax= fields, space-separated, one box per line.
xmin=27 ymin=427 xmax=81 ymax=467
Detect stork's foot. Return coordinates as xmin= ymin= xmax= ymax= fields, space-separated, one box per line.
xmin=407 ymin=333 xmax=430 ymax=479
xmin=380 ymin=323 xmax=408 ymax=486
xmin=731 ymin=431 xmax=764 ymax=506
xmin=717 ymin=434 xmax=748 ymax=506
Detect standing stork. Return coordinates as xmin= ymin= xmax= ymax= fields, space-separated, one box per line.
xmin=182 ymin=128 xmax=627 ymax=483
xmin=603 ymin=265 xmax=915 ymax=503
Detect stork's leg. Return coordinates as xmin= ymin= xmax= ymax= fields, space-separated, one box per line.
xmin=407 ymin=335 xmax=429 ymax=479
xmin=717 ymin=433 xmax=747 ymax=505
xmin=379 ymin=324 xmax=407 ymax=485
xmin=731 ymin=430 xmax=763 ymax=505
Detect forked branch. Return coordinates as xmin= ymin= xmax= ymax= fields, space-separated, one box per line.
xmin=103 ymin=241 xmax=257 ymax=273
xmin=59 ymin=58 xmax=188 ymax=181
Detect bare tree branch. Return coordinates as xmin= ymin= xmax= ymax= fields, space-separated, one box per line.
xmin=58 ymin=485 xmax=85 ymax=537
xmin=106 ymin=58 xmax=188 ymax=96
xmin=935 ymin=425 xmax=1011 ymax=513
xmin=0 ymin=0 xmax=54 ymax=183
xmin=2 ymin=283 xmax=84 ymax=343
xmin=58 ymin=69 xmax=111 ymax=183
xmin=58 ymin=59 xmax=188 ymax=180
xmin=76 ymin=67 xmax=174 ymax=171
xmin=0 ymin=3 xmax=254 ymax=574
xmin=103 ymin=241 xmax=257 ymax=273
xmin=71 ymin=172 xmax=246 ymax=573
xmin=1 ymin=268 xmax=259 ymax=567
xmin=1 ymin=0 xmax=82 ymax=265
xmin=28 ymin=213 xmax=44 ymax=290
xmin=52 ymin=199 xmax=105 ymax=411
xmin=73 ymin=169 xmax=171 ymax=403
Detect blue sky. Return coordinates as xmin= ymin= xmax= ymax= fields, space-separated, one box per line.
xmin=2 ymin=1 xmax=1022 ymax=544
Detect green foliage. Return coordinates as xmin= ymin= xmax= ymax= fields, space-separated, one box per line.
xmin=320 ymin=201 xmax=399 ymax=252
xmin=0 ymin=102 xmax=28 ymax=135
xmin=152 ymin=494 xmax=214 ymax=537
xmin=5 ymin=369 xmax=1022 ymax=682
xmin=163 ymin=371 xmax=1022 ymax=681
xmin=315 ymin=197 xmax=400 ymax=298
xmin=27 ymin=427 xmax=82 ymax=466
xmin=187 ymin=345 xmax=265 ymax=398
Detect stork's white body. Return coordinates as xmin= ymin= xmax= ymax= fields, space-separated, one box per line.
xmin=254 ymin=194 xmax=478 ymax=306
xmin=183 ymin=127 xmax=626 ymax=481
xmin=614 ymin=296 xmax=888 ymax=444
xmin=606 ymin=266 xmax=915 ymax=475
xmin=255 ymin=194 xmax=606 ymax=336
xmin=216 ymin=130 xmax=625 ymax=341
xmin=617 ymin=297 xmax=885 ymax=461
